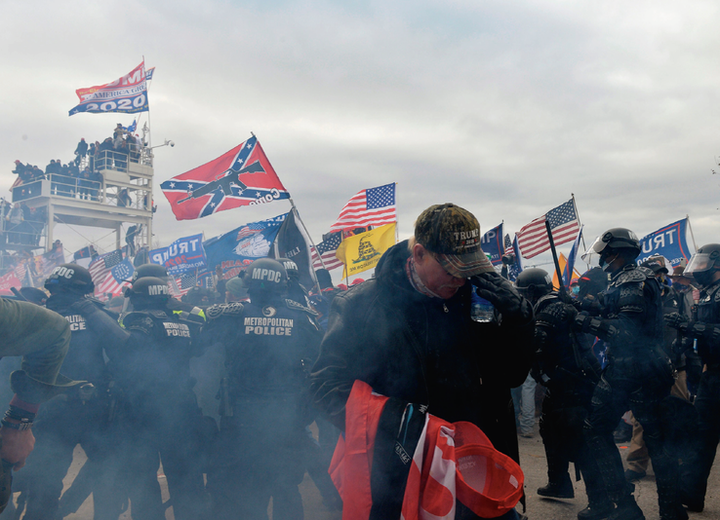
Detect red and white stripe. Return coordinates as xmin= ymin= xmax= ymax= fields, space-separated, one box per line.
xmin=311 ymin=247 xmax=344 ymax=271
xmin=88 ymin=254 xmax=127 ymax=299
xmin=517 ymin=217 xmax=579 ymax=258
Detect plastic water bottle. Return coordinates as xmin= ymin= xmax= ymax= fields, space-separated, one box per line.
xmin=471 ymin=296 xmax=495 ymax=323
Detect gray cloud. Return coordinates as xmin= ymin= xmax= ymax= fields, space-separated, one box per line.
xmin=2 ymin=0 xmax=720 ymax=269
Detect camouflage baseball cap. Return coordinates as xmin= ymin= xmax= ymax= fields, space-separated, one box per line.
xmin=414 ymin=203 xmax=494 ymax=277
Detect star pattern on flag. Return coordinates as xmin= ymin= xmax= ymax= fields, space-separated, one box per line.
xmin=366 ymin=184 xmax=395 ymax=209
xmin=111 ymin=260 xmax=134 ymax=283
xmin=547 ymin=201 xmax=577 ymax=228
xmin=317 ymin=233 xmax=342 ymax=254
xmin=102 ymin=249 xmax=123 ymax=269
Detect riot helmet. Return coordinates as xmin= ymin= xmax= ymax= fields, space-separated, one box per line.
xmin=684 ymin=244 xmax=720 ymax=287
xmin=515 ymin=268 xmax=553 ymax=304
xmin=242 ymin=258 xmax=288 ymax=299
xmin=126 ymin=276 xmax=171 ymax=308
xmin=277 ymin=258 xmax=300 ymax=282
xmin=132 ymin=263 xmax=170 ymax=283
xmin=44 ymin=264 xmax=95 ymax=295
xmin=585 ymin=228 xmax=641 ymax=271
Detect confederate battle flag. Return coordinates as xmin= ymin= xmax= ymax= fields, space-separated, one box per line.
xmin=160 ymin=136 xmax=290 ymax=220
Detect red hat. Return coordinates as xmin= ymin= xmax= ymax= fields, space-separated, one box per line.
xmin=454 ymin=421 xmax=524 ymax=518
xmin=14 ymin=160 xmax=20 ymax=163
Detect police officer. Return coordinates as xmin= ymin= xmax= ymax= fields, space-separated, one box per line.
xmin=204 ymin=258 xmax=323 ymax=520
xmin=577 ymin=229 xmax=684 ymax=520
xmin=23 ymin=264 xmax=128 ymax=520
xmin=517 ymin=268 xmax=607 ymax=520
xmin=277 ymin=259 xmax=343 ymax=510
xmin=277 ymin=257 xmax=311 ymax=307
xmin=109 ymin=276 xmax=209 ymax=520
xmin=665 ymin=243 xmax=720 ymax=512
xmin=127 ymin=264 xmax=206 ymax=323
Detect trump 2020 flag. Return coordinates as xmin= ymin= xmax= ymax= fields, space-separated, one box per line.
xmin=481 ymin=223 xmax=504 ymax=266
xmin=636 ymin=218 xmax=693 ymax=267
xmin=69 ymin=61 xmax=149 ymax=116
xmin=161 ymin=136 xmax=290 ymax=220
xmin=149 ymin=234 xmax=207 ymax=276
xmin=335 ymin=223 xmax=396 ymax=279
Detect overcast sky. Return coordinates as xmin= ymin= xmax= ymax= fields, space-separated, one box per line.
xmin=2 ymin=0 xmax=720 ymax=275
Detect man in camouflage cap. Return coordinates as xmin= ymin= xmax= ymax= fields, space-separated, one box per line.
xmin=311 ymin=203 xmax=534 ymax=519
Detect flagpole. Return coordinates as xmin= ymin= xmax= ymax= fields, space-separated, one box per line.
xmin=288 ymin=199 xmax=322 ymax=292
xmin=686 ymin=214 xmax=698 ymax=251
xmin=394 ymin=182 xmax=399 ymax=244
xmin=571 ymin=194 xmax=587 ymax=251
xmin=571 ymin=193 xmax=591 ymax=270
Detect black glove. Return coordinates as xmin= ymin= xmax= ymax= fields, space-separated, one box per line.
xmin=573 ymin=312 xmax=617 ymax=341
xmin=664 ymin=312 xmax=690 ymax=333
xmin=573 ymin=311 xmax=592 ymax=333
xmin=579 ymin=295 xmax=602 ymax=315
xmin=471 ymin=273 xmax=531 ymax=322
xmin=562 ymin=303 xmax=579 ymax=324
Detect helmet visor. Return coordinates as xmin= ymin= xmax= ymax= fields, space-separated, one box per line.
xmin=581 ymin=235 xmax=608 ymax=265
xmin=684 ymin=252 xmax=715 ymax=276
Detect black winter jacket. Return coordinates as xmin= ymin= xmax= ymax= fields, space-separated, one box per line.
xmin=310 ymin=240 xmax=534 ymax=460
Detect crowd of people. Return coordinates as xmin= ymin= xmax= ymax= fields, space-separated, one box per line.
xmin=0 ymin=200 xmax=46 ymax=246
xmin=0 ymin=203 xmax=718 ymax=520
xmin=11 ymin=124 xmax=146 ymax=204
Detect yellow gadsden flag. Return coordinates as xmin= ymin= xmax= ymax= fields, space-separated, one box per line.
xmin=336 ymin=223 xmax=397 ymax=278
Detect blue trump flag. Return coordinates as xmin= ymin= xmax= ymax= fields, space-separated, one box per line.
xmin=481 ymin=223 xmax=504 ymax=266
xmin=637 ymin=218 xmax=693 ymax=267
xmin=149 ymin=233 xmax=207 ymax=275
xmin=204 ymin=214 xmax=287 ymax=278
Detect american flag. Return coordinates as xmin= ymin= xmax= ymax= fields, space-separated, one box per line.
xmin=516 ymin=199 xmax=580 ymax=259
xmin=329 ymin=183 xmax=396 ymax=232
xmin=169 ymin=272 xmax=197 ymax=297
xmin=88 ymin=250 xmax=132 ymax=298
xmin=311 ymin=232 xmax=343 ymax=271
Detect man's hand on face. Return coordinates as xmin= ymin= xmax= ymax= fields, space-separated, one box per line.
xmin=472 ymin=273 xmax=530 ymax=320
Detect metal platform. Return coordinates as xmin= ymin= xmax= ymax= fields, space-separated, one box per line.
xmin=9 ymin=148 xmax=154 ymax=254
